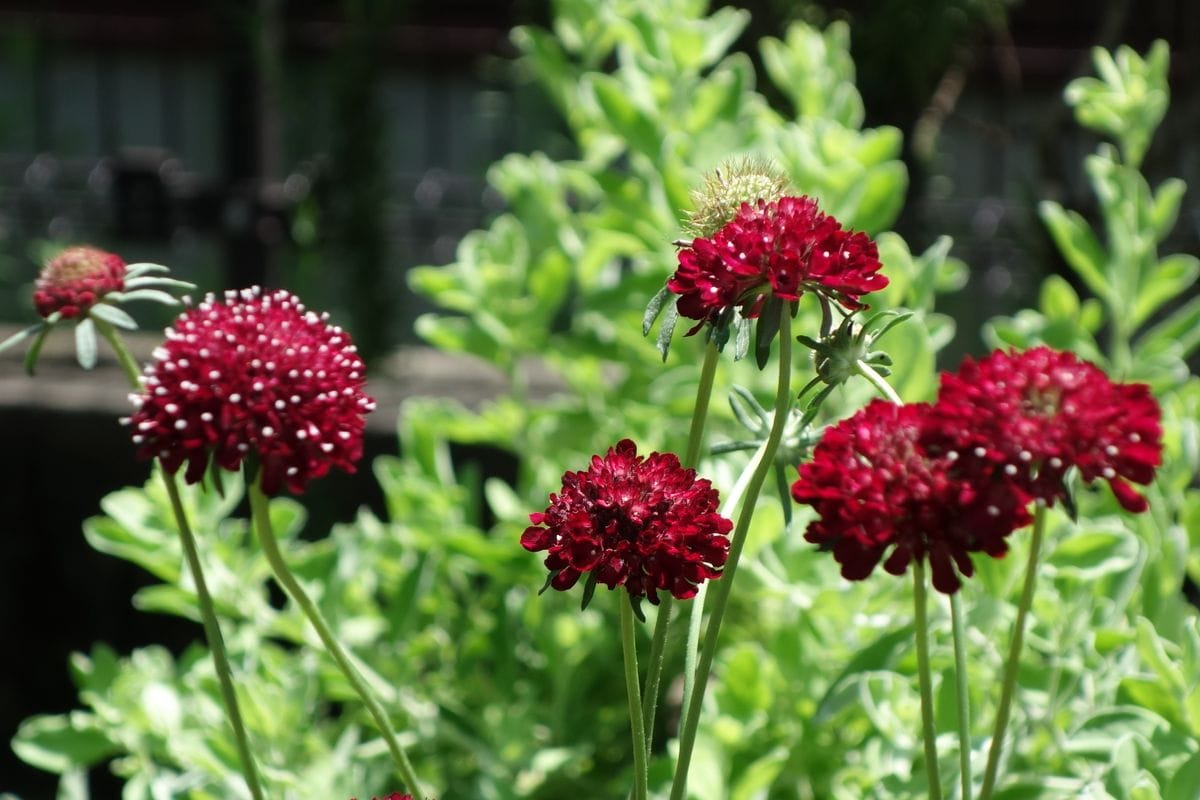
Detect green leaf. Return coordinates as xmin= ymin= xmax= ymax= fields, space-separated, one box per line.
xmin=588 ymin=73 xmax=660 ymax=158
xmin=754 ymin=298 xmax=783 ymax=370
xmin=642 ymin=284 xmax=672 ymax=335
xmin=1138 ymin=295 xmax=1200 ymax=357
xmin=1132 ymin=254 xmax=1200 ymax=329
xmin=24 ymin=323 xmax=52 ymax=376
xmin=1040 ymin=274 xmax=1081 ymax=320
xmin=0 ymin=321 xmax=45 ymax=356
xmin=1165 ymin=750 xmax=1200 ymax=800
xmin=12 ymin=713 xmax=117 ymax=773
xmin=111 ymin=288 xmax=183 ymax=306
xmin=1039 ymin=201 xmax=1112 ymax=303
xmin=656 ymin=302 xmax=679 ymax=362
xmin=1149 ymin=178 xmax=1187 ymax=241
xmin=1048 ymin=526 xmax=1139 ymax=581
xmin=74 ymin=318 xmax=97 ymax=370
xmin=730 ymin=746 xmax=789 ymax=800
xmin=88 ymin=303 xmax=138 ymax=330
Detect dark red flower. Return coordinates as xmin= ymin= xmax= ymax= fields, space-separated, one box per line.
xmin=349 ymin=794 xmax=413 ymax=800
xmin=34 ymin=246 xmax=126 ymax=319
xmin=930 ymin=347 xmax=1162 ymax=513
xmin=792 ymin=400 xmax=1032 ymax=594
xmin=522 ymin=439 xmax=733 ymax=604
xmin=668 ymin=196 xmax=886 ymax=329
xmin=126 ymin=287 xmax=375 ymax=495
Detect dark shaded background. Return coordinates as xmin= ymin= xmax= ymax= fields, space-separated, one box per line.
xmin=1 ymin=1 xmax=1197 ymax=796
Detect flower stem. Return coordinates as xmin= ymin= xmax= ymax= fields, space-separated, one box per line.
xmin=979 ymin=502 xmax=1047 ymax=800
xmin=93 ymin=317 xmax=142 ymax=388
xmin=98 ymin=319 xmax=265 ymax=800
xmin=855 ymin=358 xmax=903 ymax=405
xmin=670 ymin=315 xmax=792 ymax=800
xmin=621 ymin=596 xmax=650 ymax=800
xmin=913 ymin=559 xmax=943 ymax=800
xmin=164 ymin=473 xmax=266 ymax=800
xmin=640 ymin=341 xmax=721 ymax=748
xmin=248 ymin=474 xmax=424 ymax=795
xmin=950 ymin=591 xmax=972 ymax=800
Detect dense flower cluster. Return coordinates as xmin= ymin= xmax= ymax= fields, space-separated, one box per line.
xmin=929 ymin=347 xmax=1162 ymax=512
xmin=521 ymin=439 xmax=733 ymax=604
xmin=33 ymin=246 xmax=126 ymax=319
xmin=668 ymin=196 xmax=886 ymax=329
xmin=792 ymin=400 xmax=1032 ymax=594
xmin=793 ymin=346 xmax=1162 ymax=593
xmin=126 ymin=287 xmax=375 ymax=495
xmin=349 ymin=794 xmax=413 ymax=800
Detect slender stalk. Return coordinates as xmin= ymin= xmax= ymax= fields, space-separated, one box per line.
xmin=93 ymin=317 xmax=143 ymax=387
xmin=164 ymin=474 xmax=266 ymax=800
xmin=979 ymin=502 xmax=1047 ymax=799
xmin=621 ymin=597 xmax=650 ymax=800
xmin=950 ymin=591 xmax=972 ymax=800
xmin=248 ymin=474 xmax=424 ymax=794
xmin=99 ymin=321 xmax=265 ymax=800
xmin=670 ymin=315 xmax=793 ymax=800
xmin=640 ymin=341 xmax=721 ymax=747
xmin=913 ymin=560 xmax=943 ymax=800
xmin=855 ymin=358 xmax=903 ymax=405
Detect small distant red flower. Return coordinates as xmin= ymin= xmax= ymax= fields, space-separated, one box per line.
xmin=792 ymin=400 xmax=1032 ymax=594
xmin=127 ymin=287 xmax=375 ymax=495
xmin=349 ymin=794 xmax=413 ymax=800
xmin=668 ymin=196 xmax=886 ymax=330
xmin=522 ymin=439 xmax=733 ymax=604
xmin=930 ymin=347 xmax=1162 ymax=513
xmin=34 ymin=246 xmax=126 ymax=319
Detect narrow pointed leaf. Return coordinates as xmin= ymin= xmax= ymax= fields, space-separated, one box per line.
xmin=74 ymin=318 xmax=98 ymax=370
xmin=754 ymin=297 xmax=783 ymax=370
xmin=580 ymin=572 xmax=599 ymax=611
xmin=88 ymin=303 xmax=138 ymax=330
xmin=734 ymin=315 xmax=750 ymax=361
xmin=121 ymin=276 xmax=195 ymax=292
xmin=774 ymin=463 xmax=793 ymax=528
xmin=642 ymin=284 xmax=672 ymax=336
xmin=24 ymin=325 xmax=52 ymax=376
xmin=110 ymin=289 xmax=182 ymax=306
xmin=0 ymin=322 xmax=44 ymax=356
xmin=656 ymin=303 xmax=679 ymax=362
xmin=122 ymin=263 xmax=171 ymax=277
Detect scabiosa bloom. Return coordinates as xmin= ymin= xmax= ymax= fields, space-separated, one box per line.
xmin=929 ymin=346 xmax=1162 ymax=513
xmin=33 ymin=246 xmax=126 ymax=319
xmin=350 ymin=795 xmax=413 ymax=800
xmin=668 ymin=196 xmax=886 ymax=329
xmin=521 ymin=439 xmax=733 ymax=605
xmin=126 ymin=287 xmax=375 ymax=495
xmin=792 ymin=400 xmax=1033 ymax=594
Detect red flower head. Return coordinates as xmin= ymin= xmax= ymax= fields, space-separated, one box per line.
xmin=522 ymin=439 xmax=733 ymax=606
xmin=127 ymin=287 xmax=375 ymax=495
xmin=792 ymin=400 xmax=1033 ymax=594
xmin=350 ymin=795 xmax=413 ymax=800
xmin=930 ymin=347 xmax=1162 ymax=513
xmin=668 ymin=196 xmax=886 ymax=329
xmin=34 ymin=246 xmax=126 ymax=319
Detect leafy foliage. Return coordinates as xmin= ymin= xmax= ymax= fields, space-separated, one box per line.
xmin=10 ymin=8 xmax=1199 ymax=800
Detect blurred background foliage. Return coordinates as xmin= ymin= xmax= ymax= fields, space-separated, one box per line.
xmin=2 ymin=0 xmax=1200 ymax=798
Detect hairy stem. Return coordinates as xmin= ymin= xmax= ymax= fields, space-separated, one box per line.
xmin=641 ymin=341 xmax=721 ymax=749
xmin=913 ymin=560 xmax=943 ymax=800
xmin=248 ymin=474 xmax=424 ymax=794
xmin=670 ymin=316 xmax=792 ymax=800
xmin=622 ymin=597 xmax=650 ymax=800
xmin=979 ymin=502 xmax=1047 ymax=799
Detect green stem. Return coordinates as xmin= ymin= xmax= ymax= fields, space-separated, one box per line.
xmin=913 ymin=560 xmax=943 ymax=800
xmin=640 ymin=341 xmax=721 ymax=749
xmin=621 ymin=596 xmax=650 ymax=800
xmin=950 ymin=591 xmax=972 ymax=800
xmin=978 ymin=502 xmax=1046 ymax=800
xmin=93 ymin=317 xmax=143 ymax=388
xmin=855 ymin=358 xmax=903 ymax=405
xmin=670 ymin=315 xmax=792 ymax=800
xmin=248 ymin=474 xmax=424 ymax=795
xmin=99 ymin=321 xmax=265 ymax=800
xmin=164 ymin=474 xmax=266 ymax=800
